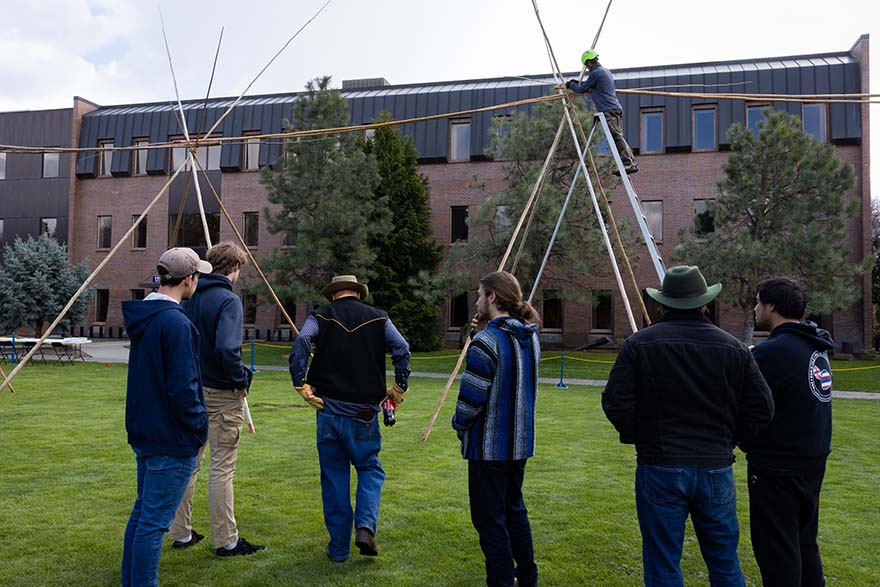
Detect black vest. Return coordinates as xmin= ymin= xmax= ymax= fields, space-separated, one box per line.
xmin=306 ymin=297 xmax=388 ymax=405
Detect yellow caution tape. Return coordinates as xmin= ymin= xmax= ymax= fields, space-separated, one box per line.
xmin=833 ymin=364 xmax=880 ymax=372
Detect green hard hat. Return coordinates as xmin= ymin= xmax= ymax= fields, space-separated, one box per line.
xmin=581 ymin=49 xmax=599 ymax=64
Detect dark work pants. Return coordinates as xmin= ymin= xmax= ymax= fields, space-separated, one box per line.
xmin=748 ymin=462 xmax=827 ymax=587
xmin=603 ymin=109 xmax=635 ymax=167
xmin=468 ymin=460 xmax=538 ymax=587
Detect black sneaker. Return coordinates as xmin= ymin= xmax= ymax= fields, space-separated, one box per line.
xmin=625 ymin=163 xmax=639 ymax=175
xmin=216 ymin=536 xmax=266 ymax=557
xmin=172 ymin=530 xmax=204 ymax=550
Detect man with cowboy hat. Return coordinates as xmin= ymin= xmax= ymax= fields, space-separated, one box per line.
xmin=602 ymin=265 xmax=774 ymax=586
xmin=289 ymin=274 xmax=411 ymax=562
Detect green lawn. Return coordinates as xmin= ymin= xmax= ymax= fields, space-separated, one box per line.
xmin=243 ymin=343 xmax=880 ymax=391
xmin=1 ymin=363 xmax=877 ymax=586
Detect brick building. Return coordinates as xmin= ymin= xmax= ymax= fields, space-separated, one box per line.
xmin=0 ymin=36 xmax=872 ymax=350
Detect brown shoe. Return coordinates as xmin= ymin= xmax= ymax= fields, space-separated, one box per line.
xmin=355 ymin=528 xmax=378 ymax=556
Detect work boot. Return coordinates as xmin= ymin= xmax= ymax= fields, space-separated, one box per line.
xmin=172 ymin=530 xmax=204 ymax=550
xmin=355 ymin=528 xmax=378 ymax=556
xmin=216 ymin=536 xmax=266 ymax=557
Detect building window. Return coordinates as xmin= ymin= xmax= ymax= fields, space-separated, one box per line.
xmin=591 ymin=291 xmax=613 ymax=332
xmin=42 ymin=152 xmax=59 ymax=178
xmin=694 ymin=199 xmax=715 ymax=235
xmin=693 ymin=106 xmax=717 ymax=151
xmin=275 ymin=294 xmax=297 ymax=328
xmin=97 ymin=215 xmax=112 ymax=249
xmin=641 ymin=290 xmax=663 ymax=326
xmin=242 ymin=292 xmax=258 ymax=325
xmin=94 ymin=289 xmax=110 ymax=323
xmin=802 ymin=103 xmax=827 ymax=143
xmin=133 ymin=138 xmax=149 ymax=175
xmin=0 ymin=219 xmax=4 ymax=242
xmin=195 ymin=141 xmax=221 ymax=171
xmin=98 ymin=140 xmax=113 ymax=176
xmin=747 ymin=104 xmax=769 ymax=139
xmin=542 ymin=290 xmax=563 ymax=329
xmin=244 ymin=132 xmax=261 ymax=171
xmin=171 ymin=138 xmax=188 ymax=171
xmin=641 ymin=201 xmax=663 ymax=243
xmin=129 ymin=289 xmax=146 ymax=301
xmin=167 ymin=213 xmax=220 ymax=247
xmin=640 ymin=109 xmax=664 ymax=154
xmin=449 ymin=119 xmax=471 ymax=162
xmin=449 ymin=293 xmax=470 ymax=328
xmin=364 ymin=128 xmax=376 ymax=140
xmin=0 ymin=152 xmax=5 ymax=180
xmin=131 ymin=214 xmax=147 ymax=249
xmin=451 ymin=206 xmax=469 ymax=242
xmin=243 ymin=212 xmax=259 ymax=247
xmin=40 ymin=217 xmax=57 ymax=239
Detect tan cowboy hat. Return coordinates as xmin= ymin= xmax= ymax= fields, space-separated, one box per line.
xmin=646 ymin=265 xmax=722 ymax=310
xmin=322 ymin=274 xmax=369 ymax=301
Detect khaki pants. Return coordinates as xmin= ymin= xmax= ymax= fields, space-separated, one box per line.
xmin=170 ymin=386 xmax=246 ymax=548
xmin=604 ymin=109 xmax=635 ymax=167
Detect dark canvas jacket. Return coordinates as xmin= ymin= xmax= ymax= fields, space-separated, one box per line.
xmin=602 ymin=311 xmax=774 ymax=466
xmin=741 ymin=322 xmax=834 ymax=473
xmin=306 ymin=297 xmax=388 ymax=405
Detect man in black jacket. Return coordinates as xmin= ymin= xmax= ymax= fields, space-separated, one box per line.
xmin=169 ymin=242 xmax=265 ymax=557
xmin=603 ymin=265 xmax=774 ymax=587
xmin=289 ymin=275 xmax=411 ymax=562
xmin=742 ymin=278 xmax=833 ymax=587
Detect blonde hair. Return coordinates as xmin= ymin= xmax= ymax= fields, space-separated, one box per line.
xmin=479 ymin=271 xmax=541 ymax=325
xmin=206 ymin=242 xmax=248 ymax=276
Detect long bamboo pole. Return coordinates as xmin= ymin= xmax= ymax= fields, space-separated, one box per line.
xmin=0 ymin=364 xmax=15 ymax=394
xmin=192 ymin=158 xmax=298 ymax=334
xmin=0 ymin=162 xmax=188 ymax=392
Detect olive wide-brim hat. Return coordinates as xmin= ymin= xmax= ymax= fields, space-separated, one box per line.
xmin=646 ymin=265 xmax=722 ymax=310
xmin=322 ymin=274 xmax=369 ymax=301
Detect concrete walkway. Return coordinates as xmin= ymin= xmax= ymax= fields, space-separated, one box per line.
xmin=81 ymin=340 xmax=878 ymax=400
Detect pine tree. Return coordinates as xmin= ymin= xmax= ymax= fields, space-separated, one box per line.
xmin=0 ymin=234 xmax=91 ymax=334
xmin=364 ymin=114 xmax=444 ymax=350
xmin=441 ymin=97 xmax=640 ymax=308
xmin=260 ymin=77 xmax=390 ymax=307
xmin=675 ymin=108 xmax=868 ymax=343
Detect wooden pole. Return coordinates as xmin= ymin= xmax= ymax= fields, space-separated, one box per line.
xmin=0 ymin=162 xmax=188 ymax=392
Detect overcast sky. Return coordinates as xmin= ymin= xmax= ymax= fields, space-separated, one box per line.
xmin=0 ymin=0 xmax=877 ymax=193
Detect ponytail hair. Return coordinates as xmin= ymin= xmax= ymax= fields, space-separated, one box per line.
xmin=479 ymin=271 xmax=542 ymax=326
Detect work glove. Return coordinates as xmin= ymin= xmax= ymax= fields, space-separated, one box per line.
xmin=565 ymin=79 xmax=578 ymax=90
xmin=386 ymin=382 xmax=407 ymax=405
xmin=295 ymin=383 xmax=324 ymax=410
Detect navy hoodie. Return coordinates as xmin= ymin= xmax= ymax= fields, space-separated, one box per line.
xmin=183 ymin=273 xmax=250 ymax=390
xmin=122 ymin=298 xmax=208 ymax=457
xmin=742 ymin=322 xmax=834 ymax=473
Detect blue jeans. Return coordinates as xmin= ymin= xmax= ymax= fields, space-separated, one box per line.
xmin=121 ymin=448 xmax=197 ymax=587
xmin=635 ymin=464 xmax=744 ymax=587
xmin=316 ymin=410 xmax=385 ymax=560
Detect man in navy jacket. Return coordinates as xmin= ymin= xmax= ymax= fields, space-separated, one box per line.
xmin=743 ymin=278 xmax=833 ymax=587
xmin=565 ymin=49 xmax=638 ymax=175
xmin=170 ymin=242 xmax=265 ymax=557
xmin=121 ymin=247 xmax=210 ymax=587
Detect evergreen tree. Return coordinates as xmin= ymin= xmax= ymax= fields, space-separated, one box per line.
xmin=260 ymin=77 xmax=390 ymax=308
xmin=442 ymin=97 xmax=640 ymax=308
xmin=675 ymin=108 xmax=868 ymax=343
xmin=364 ymin=114 xmax=443 ymax=350
xmin=0 ymin=234 xmax=91 ymax=334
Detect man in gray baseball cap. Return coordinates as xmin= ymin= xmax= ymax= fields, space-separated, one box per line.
xmin=121 ymin=247 xmax=211 ymax=586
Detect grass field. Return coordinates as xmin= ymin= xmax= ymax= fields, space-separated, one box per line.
xmin=242 ymin=343 xmax=880 ymax=392
xmin=1 ymin=363 xmax=878 ymax=586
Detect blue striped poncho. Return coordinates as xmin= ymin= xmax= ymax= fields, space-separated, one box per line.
xmin=452 ymin=316 xmax=540 ymax=461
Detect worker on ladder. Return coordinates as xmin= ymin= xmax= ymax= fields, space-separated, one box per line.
xmin=565 ymin=49 xmax=638 ymax=176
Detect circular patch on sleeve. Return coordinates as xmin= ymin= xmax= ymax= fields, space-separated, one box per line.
xmin=807 ymin=351 xmax=833 ymax=402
